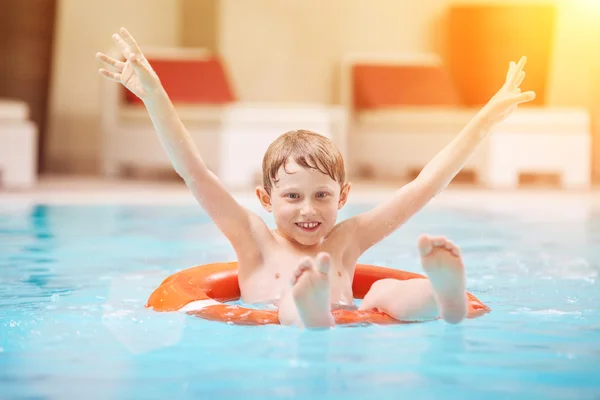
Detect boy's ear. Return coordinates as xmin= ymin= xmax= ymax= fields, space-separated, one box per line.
xmin=256 ymin=186 xmax=272 ymax=212
xmin=338 ymin=182 xmax=352 ymax=210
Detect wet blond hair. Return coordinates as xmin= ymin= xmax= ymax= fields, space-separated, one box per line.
xmin=262 ymin=130 xmax=345 ymax=194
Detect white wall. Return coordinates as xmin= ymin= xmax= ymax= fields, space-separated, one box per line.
xmin=45 ymin=0 xmax=181 ymax=173
xmin=219 ymin=0 xmax=448 ymax=104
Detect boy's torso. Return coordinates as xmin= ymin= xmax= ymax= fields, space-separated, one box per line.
xmin=236 ymin=227 xmax=357 ymax=307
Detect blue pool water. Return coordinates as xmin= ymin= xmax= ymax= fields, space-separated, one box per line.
xmin=1 ymin=200 xmax=599 ymax=399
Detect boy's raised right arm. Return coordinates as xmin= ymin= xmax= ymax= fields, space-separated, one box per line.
xmin=97 ymin=28 xmax=265 ymax=250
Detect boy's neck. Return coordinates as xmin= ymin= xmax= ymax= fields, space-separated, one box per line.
xmin=274 ymin=229 xmax=323 ymax=253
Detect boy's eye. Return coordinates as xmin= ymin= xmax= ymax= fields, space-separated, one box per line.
xmin=286 ymin=193 xmax=300 ymax=199
xmin=316 ymin=192 xmax=329 ymax=198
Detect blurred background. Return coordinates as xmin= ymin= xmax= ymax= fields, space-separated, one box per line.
xmin=1 ymin=0 xmax=600 ymax=192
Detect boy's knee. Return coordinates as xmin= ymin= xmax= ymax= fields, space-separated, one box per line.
xmin=368 ymin=278 xmax=399 ymax=294
xmin=360 ymin=279 xmax=394 ymax=309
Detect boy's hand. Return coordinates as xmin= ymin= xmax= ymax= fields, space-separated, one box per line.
xmin=96 ymin=27 xmax=162 ymax=100
xmin=479 ymin=56 xmax=536 ymax=130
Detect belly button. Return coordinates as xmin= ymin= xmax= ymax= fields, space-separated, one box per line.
xmin=275 ymin=273 xmax=280 ymax=279
xmin=337 ymin=271 xmax=342 ymax=277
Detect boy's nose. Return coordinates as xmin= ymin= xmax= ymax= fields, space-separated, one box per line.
xmin=299 ymin=201 xmax=316 ymax=216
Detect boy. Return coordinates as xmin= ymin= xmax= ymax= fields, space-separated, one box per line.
xmin=96 ymin=28 xmax=535 ymax=328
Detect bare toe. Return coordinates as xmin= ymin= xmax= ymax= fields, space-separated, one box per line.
xmin=444 ymin=240 xmax=461 ymax=256
xmin=315 ymin=252 xmax=331 ymax=274
xmin=291 ymin=258 xmax=313 ymax=285
xmin=430 ymin=236 xmax=447 ymax=247
xmin=418 ymin=235 xmax=433 ymax=257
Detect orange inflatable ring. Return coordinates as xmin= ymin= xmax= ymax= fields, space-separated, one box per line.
xmin=146 ymin=262 xmax=491 ymax=325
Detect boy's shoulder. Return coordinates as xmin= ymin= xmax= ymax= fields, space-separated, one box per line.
xmin=324 ymin=217 xmax=359 ymax=248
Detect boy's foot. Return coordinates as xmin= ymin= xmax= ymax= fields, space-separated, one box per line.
xmin=418 ymin=234 xmax=468 ymax=324
xmin=291 ymin=253 xmax=335 ymax=328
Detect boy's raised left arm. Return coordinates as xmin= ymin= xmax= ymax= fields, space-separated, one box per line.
xmin=345 ymin=57 xmax=535 ymax=257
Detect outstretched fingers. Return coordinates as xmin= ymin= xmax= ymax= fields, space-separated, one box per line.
xmin=96 ymin=52 xmax=124 ymax=72
xmin=98 ymin=68 xmax=120 ymax=82
xmin=112 ymin=33 xmax=134 ymax=59
xmin=119 ymin=27 xmax=143 ymax=55
xmin=508 ymin=56 xmax=527 ymax=88
xmin=499 ymin=90 xmax=536 ymax=108
xmin=514 ymin=70 xmax=525 ymax=89
xmin=514 ymin=90 xmax=536 ymax=103
xmin=506 ymin=61 xmax=516 ymax=82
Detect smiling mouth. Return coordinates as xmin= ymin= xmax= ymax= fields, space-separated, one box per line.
xmin=295 ymin=222 xmax=321 ymax=232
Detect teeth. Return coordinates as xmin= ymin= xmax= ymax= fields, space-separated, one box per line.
xmin=298 ymin=222 xmax=319 ymax=229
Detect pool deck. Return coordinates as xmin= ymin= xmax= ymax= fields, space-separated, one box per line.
xmin=1 ymin=175 xmax=599 ymax=214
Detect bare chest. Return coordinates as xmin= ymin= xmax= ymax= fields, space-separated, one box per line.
xmin=238 ymin=248 xmax=353 ymax=305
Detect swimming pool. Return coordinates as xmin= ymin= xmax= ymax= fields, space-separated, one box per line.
xmin=1 ymin=194 xmax=599 ymax=399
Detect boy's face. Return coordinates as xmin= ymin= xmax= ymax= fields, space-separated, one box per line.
xmin=257 ymin=160 xmax=350 ymax=246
